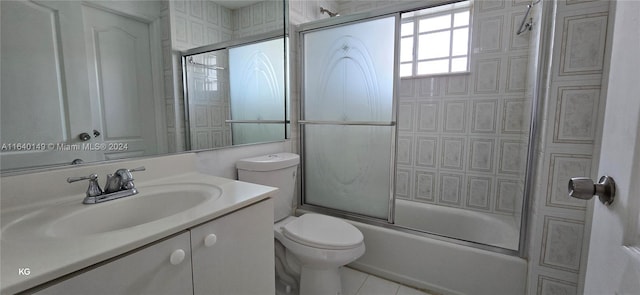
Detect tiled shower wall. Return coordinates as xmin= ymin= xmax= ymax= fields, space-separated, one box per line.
xmin=391 ymin=0 xmax=532 ymax=217
xmin=164 ymin=0 xmax=285 ymax=152
xmin=184 ymin=50 xmax=233 ymax=149
xmin=526 ymin=0 xmax=610 ymax=294
xmin=233 ymin=1 xmax=286 ymax=38
xmin=288 ymin=0 xmax=341 ymax=156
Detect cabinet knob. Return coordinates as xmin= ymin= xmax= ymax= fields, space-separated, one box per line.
xmin=170 ymin=249 xmax=185 ymax=265
xmin=204 ymin=234 xmax=217 ymax=247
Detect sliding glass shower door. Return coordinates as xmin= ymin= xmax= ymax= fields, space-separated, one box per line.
xmin=301 ymin=16 xmax=397 ymax=220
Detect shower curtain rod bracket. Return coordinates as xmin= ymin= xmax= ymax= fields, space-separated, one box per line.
xmin=516 ymin=0 xmax=541 ymax=35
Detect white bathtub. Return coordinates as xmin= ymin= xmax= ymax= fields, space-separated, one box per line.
xmin=341 ymin=202 xmax=527 ymax=295
xmin=394 ymin=199 xmax=520 ymax=250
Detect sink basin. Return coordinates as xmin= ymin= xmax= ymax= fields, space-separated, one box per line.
xmin=48 ymin=183 xmax=222 ymax=237
xmin=2 ymin=183 xmax=222 ymax=239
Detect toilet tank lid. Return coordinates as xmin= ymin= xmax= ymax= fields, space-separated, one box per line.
xmin=236 ymin=153 xmax=300 ymax=171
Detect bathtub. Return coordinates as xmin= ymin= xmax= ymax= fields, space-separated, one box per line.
xmin=393 ymin=199 xmax=520 ymax=250
xmin=341 ymin=202 xmax=527 ymax=295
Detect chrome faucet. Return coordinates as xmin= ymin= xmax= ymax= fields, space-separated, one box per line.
xmin=67 ymin=166 xmax=145 ymax=204
xmin=104 ymin=167 xmax=146 ymax=193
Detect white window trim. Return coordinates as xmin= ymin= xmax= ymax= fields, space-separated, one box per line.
xmin=400 ymin=3 xmax=472 ymax=78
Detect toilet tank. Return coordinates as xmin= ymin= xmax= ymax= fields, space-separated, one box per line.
xmin=236 ymin=153 xmax=300 ymax=222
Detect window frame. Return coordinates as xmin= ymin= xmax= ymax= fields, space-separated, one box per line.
xmin=400 ymin=2 xmax=472 ymax=78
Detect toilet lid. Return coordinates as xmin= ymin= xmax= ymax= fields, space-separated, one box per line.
xmin=282 ymin=214 xmax=364 ymax=250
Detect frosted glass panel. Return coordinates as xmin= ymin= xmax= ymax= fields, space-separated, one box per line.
xmin=302 ymin=17 xmax=396 ymax=219
xmin=305 ymin=125 xmax=393 ymax=219
xmin=230 ymin=123 xmax=283 ymax=145
xmin=229 ymin=38 xmax=285 ymax=144
xmin=304 ymin=17 xmax=395 ymax=122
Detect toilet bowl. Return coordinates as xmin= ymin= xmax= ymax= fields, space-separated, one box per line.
xmin=274 ymin=214 xmax=365 ymax=295
xmin=236 ymin=153 xmax=366 ymax=295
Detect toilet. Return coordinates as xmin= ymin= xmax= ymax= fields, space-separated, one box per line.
xmin=236 ymin=153 xmax=365 ymax=295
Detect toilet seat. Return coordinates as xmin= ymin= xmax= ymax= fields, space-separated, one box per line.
xmin=282 ymin=214 xmax=363 ymax=250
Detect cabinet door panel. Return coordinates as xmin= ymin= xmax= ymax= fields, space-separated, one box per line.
xmin=191 ymin=199 xmax=275 ymax=295
xmin=35 ymin=232 xmax=192 ymax=295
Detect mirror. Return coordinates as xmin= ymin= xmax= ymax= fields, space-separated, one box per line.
xmin=0 ymin=0 xmax=287 ymax=172
xmin=183 ymin=36 xmax=286 ymax=150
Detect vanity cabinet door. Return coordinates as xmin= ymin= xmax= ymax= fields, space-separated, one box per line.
xmin=191 ymin=199 xmax=275 ymax=295
xmin=35 ymin=232 xmax=193 ymax=295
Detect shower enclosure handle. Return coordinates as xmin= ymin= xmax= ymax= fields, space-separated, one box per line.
xmin=568 ymin=176 xmax=616 ymax=206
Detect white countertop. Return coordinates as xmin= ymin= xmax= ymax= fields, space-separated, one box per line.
xmin=0 ymin=172 xmax=276 ymax=294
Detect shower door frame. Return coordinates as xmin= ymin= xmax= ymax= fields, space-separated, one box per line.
xmin=297 ymin=0 xmax=547 ymax=258
xmin=181 ymin=30 xmax=289 ymax=150
xmin=297 ymin=12 xmax=402 ymax=223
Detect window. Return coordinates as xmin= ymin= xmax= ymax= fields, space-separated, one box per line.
xmin=400 ymin=1 xmax=471 ymax=77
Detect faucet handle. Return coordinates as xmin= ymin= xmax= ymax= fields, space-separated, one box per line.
xmin=129 ymin=166 xmax=146 ymax=172
xmin=115 ymin=166 xmax=146 ymax=175
xmin=114 ymin=166 xmax=146 ymax=180
xmin=114 ymin=166 xmax=146 ymax=190
xmin=67 ymin=173 xmax=98 ymax=183
xmin=67 ymin=173 xmax=103 ymax=198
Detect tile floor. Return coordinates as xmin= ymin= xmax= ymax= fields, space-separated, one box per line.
xmin=276 ymin=266 xmax=434 ymax=295
xmin=341 ymin=267 xmax=434 ymax=295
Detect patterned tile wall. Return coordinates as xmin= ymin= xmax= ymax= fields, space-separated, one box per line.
xmin=185 ymin=50 xmax=233 ymax=149
xmin=233 ymin=1 xmax=285 ymax=38
xmin=170 ymin=0 xmax=234 ymax=50
xmin=387 ymin=0 xmax=532 ymax=218
xmin=526 ymin=1 xmax=610 ymax=294
xmin=159 ymin=1 xmax=179 ymax=152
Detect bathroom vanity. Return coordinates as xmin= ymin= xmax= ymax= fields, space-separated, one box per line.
xmin=31 ymin=200 xmax=273 ymax=295
xmin=0 ymin=154 xmax=277 ymax=294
